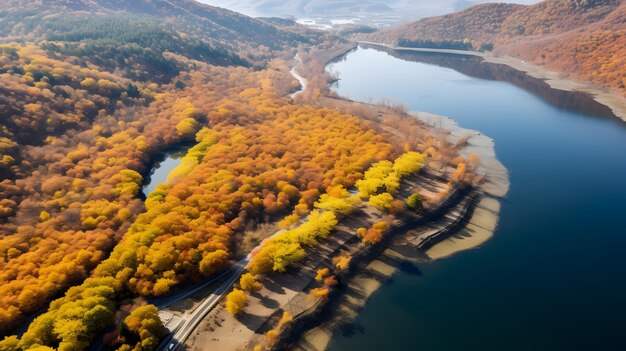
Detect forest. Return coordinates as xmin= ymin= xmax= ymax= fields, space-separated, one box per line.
xmin=0 ymin=0 xmax=484 ymax=349
xmin=368 ymin=0 xmax=626 ymax=95
xmin=0 ymin=1 xmax=445 ymax=350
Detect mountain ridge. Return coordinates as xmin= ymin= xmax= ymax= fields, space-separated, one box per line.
xmin=368 ymin=0 xmax=626 ymax=95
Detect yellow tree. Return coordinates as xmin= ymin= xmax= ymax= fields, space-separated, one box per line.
xmin=240 ymin=273 xmax=262 ymax=292
xmin=226 ymin=288 xmax=247 ymax=315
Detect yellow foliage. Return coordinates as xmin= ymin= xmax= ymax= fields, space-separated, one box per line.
xmin=199 ymin=250 xmax=230 ymax=276
xmin=39 ymin=211 xmax=51 ymax=222
xmin=356 ymin=227 xmax=367 ymax=237
xmin=277 ymin=311 xmax=293 ymax=329
xmin=278 ymin=213 xmax=299 ymax=229
xmin=80 ymin=77 xmax=97 ymax=89
xmin=176 ymin=118 xmax=199 ymax=138
xmin=239 ymin=273 xmax=262 ymax=292
xmin=315 ymin=268 xmax=330 ymax=282
xmin=392 ymin=151 xmax=425 ymax=176
xmin=310 ymin=287 xmax=329 ymax=298
xmin=314 ymin=186 xmax=360 ymax=216
xmin=368 ymin=192 xmax=394 ymax=211
xmin=249 ymin=210 xmax=338 ymax=274
xmin=225 ymin=288 xmax=247 ymax=315
xmin=333 ymin=255 xmax=351 ymax=271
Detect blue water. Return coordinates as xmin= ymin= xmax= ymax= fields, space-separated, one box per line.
xmin=142 ymin=145 xmax=190 ymax=195
xmin=326 ymin=47 xmax=626 ymax=350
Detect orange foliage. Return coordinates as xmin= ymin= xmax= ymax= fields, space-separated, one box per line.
xmin=359 ymin=221 xmax=390 ymax=245
xmin=370 ymin=0 xmax=626 ymax=95
xmin=332 ymin=253 xmax=351 ymax=271
xmin=6 ymin=51 xmax=395 ymax=346
xmin=315 ymin=268 xmax=330 ymax=283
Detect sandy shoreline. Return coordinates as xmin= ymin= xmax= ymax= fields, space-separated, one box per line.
xmin=174 ymin=47 xmax=511 ymax=351
xmin=417 ymin=112 xmax=509 ymax=259
xmin=292 ymin=111 xmax=510 ymax=350
xmin=357 ymin=41 xmax=626 ymax=123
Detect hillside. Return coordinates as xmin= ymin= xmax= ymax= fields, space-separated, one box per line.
xmin=369 ymin=0 xmax=626 ymax=95
xmin=0 ymin=0 xmax=322 ymax=179
xmin=0 ymin=0 xmax=312 ymax=65
xmin=1 ymin=0 xmax=305 ymax=44
xmin=0 ymin=0 xmax=329 ymax=340
xmin=0 ymin=1 xmax=454 ymax=350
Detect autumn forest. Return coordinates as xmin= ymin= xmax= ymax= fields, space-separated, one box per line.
xmin=369 ymin=0 xmax=626 ymax=96
xmin=3 ymin=0 xmax=624 ymax=350
xmin=0 ymin=0 xmax=476 ymax=350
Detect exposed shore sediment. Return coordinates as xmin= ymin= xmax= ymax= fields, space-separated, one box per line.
xmin=180 ymin=49 xmax=510 ymax=351
xmin=291 ymin=111 xmax=510 ymax=350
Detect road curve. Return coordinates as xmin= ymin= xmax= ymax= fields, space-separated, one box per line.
xmin=289 ymin=53 xmax=307 ymax=98
xmin=156 ymin=228 xmax=286 ymax=351
xmin=157 ymin=259 xmax=249 ymax=351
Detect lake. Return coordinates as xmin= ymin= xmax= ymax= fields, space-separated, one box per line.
xmin=141 ymin=144 xmax=191 ymax=196
xmin=325 ymin=47 xmax=626 ymax=350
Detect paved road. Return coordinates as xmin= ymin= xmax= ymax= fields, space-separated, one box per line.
xmin=156 ymin=228 xmax=286 ymax=351
xmin=289 ymin=53 xmax=307 ymax=98
xmin=157 ymin=258 xmax=249 ymax=351
xmin=150 ymin=267 xmax=233 ymax=310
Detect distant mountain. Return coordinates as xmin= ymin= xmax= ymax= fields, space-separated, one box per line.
xmin=369 ymin=0 xmax=626 ymax=95
xmin=198 ymin=0 xmax=541 ymax=25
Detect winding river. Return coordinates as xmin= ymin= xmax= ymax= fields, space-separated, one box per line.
xmin=325 ymin=47 xmax=626 ymax=350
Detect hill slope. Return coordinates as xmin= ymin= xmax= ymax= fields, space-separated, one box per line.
xmin=369 ymin=0 xmax=626 ymax=95
xmin=1 ymin=0 xmax=311 ymax=70
xmin=0 ymin=0 xmax=332 ymax=341
xmin=0 ymin=0 xmax=320 ymax=178
xmin=2 ymin=0 xmax=304 ymax=44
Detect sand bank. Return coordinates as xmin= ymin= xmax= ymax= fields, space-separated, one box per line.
xmin=417 ymin=112 xmax=509 ymax=259
xmin=293 ymin=111 xmax=510 ymax=350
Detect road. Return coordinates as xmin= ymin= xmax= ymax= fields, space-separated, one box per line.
xmin=289 ymin=53 xmax=307 ymax=98
xmin=156 ymin=228 xmax=286 ymax=351
xmin=157 ymin=259 xmax=249 ymax=351
xmin=149 ymin=266 xmax=233 ymax=310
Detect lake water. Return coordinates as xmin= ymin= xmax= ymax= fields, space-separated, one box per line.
xmin=326 ymin=47 xmax=626 ymax=350
xmin=141 ymin=145 xmax=191 ymax=196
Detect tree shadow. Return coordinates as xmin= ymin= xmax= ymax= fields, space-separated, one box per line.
xmin=236 ymin=311 xmax=267 ymax=331
xmin=336 ymin=321 xmax=366 ymax=338
xmin=261 ymin=277 xmax=286 ymax=295
xmin=259 ymin=295 xmax=280 ymax=309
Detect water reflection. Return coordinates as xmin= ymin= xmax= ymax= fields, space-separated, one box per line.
xmin=362 ymin=45 xmax=617 ymax=119
xmin=325 ymin=45 xmax=626 ymax=351
xmin=141 ymin=143 xmax=193 ymax=197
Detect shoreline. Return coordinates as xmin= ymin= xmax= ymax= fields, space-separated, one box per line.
xmin=167 ymin=47 xmax=510 ymax=351
xmin=290 ymin=110 xmax=510 ymax=350
xmin=357 ymin=41 xmax=626 ymax=123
